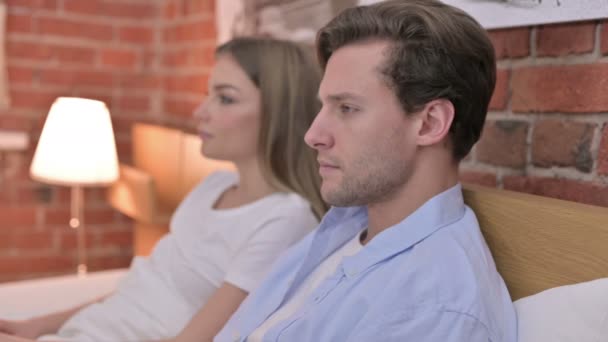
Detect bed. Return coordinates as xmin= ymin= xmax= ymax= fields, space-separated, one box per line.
xmin=1 ymin=123 xmax=606 ymax=341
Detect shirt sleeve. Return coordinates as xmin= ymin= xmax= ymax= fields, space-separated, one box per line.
xmin=350 ymin=308 xmax=491 ymax=342
xmin=224 ymin=214 xmax=316 ymax=293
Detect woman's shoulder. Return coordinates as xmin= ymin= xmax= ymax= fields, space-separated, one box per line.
xmin=256 ymin=192 xmax=319 ymax=225
xmin=192 ymin=170 xmax=238 ymax=192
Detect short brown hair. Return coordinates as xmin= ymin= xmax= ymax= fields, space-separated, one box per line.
xmin=217 ymin=37 xmax=327 ymax=218
xmin=317 ymin=0 xmax=496 ymax=160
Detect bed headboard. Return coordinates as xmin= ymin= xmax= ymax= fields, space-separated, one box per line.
xmin=463 ymin=184 xmax=608 ymax=300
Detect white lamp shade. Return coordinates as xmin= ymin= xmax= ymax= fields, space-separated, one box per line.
xmin=30 ymin=97 xmax=119 ymax=186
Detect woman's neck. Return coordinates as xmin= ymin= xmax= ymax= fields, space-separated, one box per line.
xmin=214 ymin=157 xmax=278 ymax=209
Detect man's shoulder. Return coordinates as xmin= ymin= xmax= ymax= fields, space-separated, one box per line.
xmin=361 ymin=208 xmax=514 ymax=339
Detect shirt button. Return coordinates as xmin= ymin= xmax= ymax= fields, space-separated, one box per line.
xmin=232 ymin=331 xmax=240 ymax=341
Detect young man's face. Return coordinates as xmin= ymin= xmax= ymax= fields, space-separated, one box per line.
xmin=305 ymin=40 xmax=421 ymax=207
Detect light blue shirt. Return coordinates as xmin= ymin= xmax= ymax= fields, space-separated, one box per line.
xmin=215 ymin=184 xmax=517 ymax=342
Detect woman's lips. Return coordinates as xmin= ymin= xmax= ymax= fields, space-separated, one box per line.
xmin=199 ymin=131 xmax=213 ymax=140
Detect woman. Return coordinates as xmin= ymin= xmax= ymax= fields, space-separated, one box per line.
xmin=0 ymin=37 xmax=326 ymax=342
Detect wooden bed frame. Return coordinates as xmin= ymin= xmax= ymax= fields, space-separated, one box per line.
xmin=463 ymin=184 xmax=608 ymax=300
xmin=109 ymin=123 xmax=608 ymax=301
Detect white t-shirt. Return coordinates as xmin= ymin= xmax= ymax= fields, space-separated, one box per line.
xmin=48 ymin=171 xmax=318 ymax=342
xmin=248 ymin=232 xmax=364 ymax=342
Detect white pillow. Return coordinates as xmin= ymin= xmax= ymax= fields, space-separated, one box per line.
xmin=514 ymin=277 xmax=608 ymax=342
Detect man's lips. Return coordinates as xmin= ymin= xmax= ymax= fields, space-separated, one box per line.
xmin=318 ymin=159 xmax=340 ymax=175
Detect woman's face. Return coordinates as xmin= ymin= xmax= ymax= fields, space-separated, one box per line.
xmin=194 ymin=54 xmax=262 ymax=162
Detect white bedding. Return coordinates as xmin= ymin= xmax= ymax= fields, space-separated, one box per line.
xmin=0 ymin=269 xmax=127 ymax=320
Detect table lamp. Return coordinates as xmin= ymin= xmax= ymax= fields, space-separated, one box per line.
xmin=30 ymin=97 xmax=119 ymax=276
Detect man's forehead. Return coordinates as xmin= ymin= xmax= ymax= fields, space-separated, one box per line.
xmin=319 ymin=40 xmax=391 ymax=98
xmin=326 ymin=39 xmax=390 ymax=70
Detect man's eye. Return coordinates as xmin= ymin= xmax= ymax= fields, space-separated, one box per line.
xmin=219 ymin=95 xmax=235 ymax=104
xmin=339 ymin=104 xmax=357 ymax=114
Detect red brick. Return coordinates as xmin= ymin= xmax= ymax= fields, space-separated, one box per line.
xmin=59 ymin=230 xmax=98 ymax=249
xmin=164 ymin=74 xmax=208 ymax=94
xmin=537 ymin=22 xmax=596 ymax=57
xmin=10 ymin=89 xmax=61 ymax=110
xmin=163 ymin=19 xmax=215 ymax=43
xmin=11 ymin=231 xmax=55 ymax=250
xmin=0 ymin=115 xmax=33 ymax=130
xmin=119 ymin=25 xmax=154 ymax=45
xmin=39 ymin=69 xmax=114 ymax=88
xmin=111 ymin=116 xmax=140 ymax=136
xmin=7 ymin=41 xmax=96 ymax=65
xmin=64 ymin=0 xmax=156 ymax=19
xmin=504 ymin=176 xmax=608 ymax=207
xmin=75 ymin=92 xmax=113 ymax=109
xmin=101 ymin=48 xmax=139 ymax=69
xmin=512 ymin=64 xmax=608 ymax=113
xmin=476 ymin=120 xmax=528 ymax=168
xmin=532 ymin=120 xmax=595 ymax=172
xmin=53 ymin=46 xmax=97 ymax=64
xmin=489 ymin=69 xmax=509 ymax=111
xmin=7 ymin=40 xmax=53 ymax=61
xmin=86 ymin=208 xmax=119 ymax=225
xmin=459 ymin=171 xmax=497 ymax=187
xmin=52 ymin=187 xmax=109 ymax=206
xmin=0 ymin=206 xmax=37 ymax=228
xmin=7 ymin=13 xmax=33 ymax=33
xmin=2 ymin=152 xmax=31 ymax=183
xmin=44 ymin=205 xmax=117 ymax=227
xmin=599 ymin=124 xmax=608 ymax=175
xmin=488 ymin=27 xmax=530 ymax=59
xmin=601 ymin=21 xmax=608 ymax=55
xmin=8 ymin=66 xmax=35 ymax=84
xmin=117 ymin=73 xmax=161 ymax=90
xmin=182 ymin=0 xmax=214 ymax=15
xmin=99 ymin=230 xmax=133 ymax=248
xmin=115 ymin=140 xmax=133 ymax=163
xmin=37 ymin=16 xmax=114 ymax=41
xmin=115 ymin=95 xmax=150 ymax=112
xmin=164 ymin=0 xmax=179 ymax=19
xmin=43 ymin=207 xmax=71 ymax=225
xmin=164 ymin=98 xmax=200 ymax=117
xmin=87 ymin=255 xmax=132 ymax=271
xmin=0 ymin=255 xmax=74 ymax=275
xmin=163 ymin=50 xmax=189 ymax=68
xmin=6 ymin=0 xmax=57 ymax=10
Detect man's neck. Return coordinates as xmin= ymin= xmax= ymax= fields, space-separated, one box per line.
xmin=362 ymin=158 xmax=459 ymax=245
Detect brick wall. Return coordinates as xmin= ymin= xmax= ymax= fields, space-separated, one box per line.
xmin=461 ymin=20 xmax=608 ymax=208
xmin=2 ymin=4 xmax=607 ymax=283
xmin=162 ymin=0 xmax=215 ymax=130
xmin=0 ymin=0 xmax=215 ymax=283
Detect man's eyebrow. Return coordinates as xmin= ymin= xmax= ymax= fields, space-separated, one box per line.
xmin=318 ymin=92 xmax=365 ymax=103
xmin=211 ymin=83 xmax=240 ymax=92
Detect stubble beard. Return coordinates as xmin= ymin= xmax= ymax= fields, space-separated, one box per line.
xmin=322 ymin=153 xmax=411 ymax=207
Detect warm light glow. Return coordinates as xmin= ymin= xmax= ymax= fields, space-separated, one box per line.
xmin=30 ymin=97 xmax=119 ymax=186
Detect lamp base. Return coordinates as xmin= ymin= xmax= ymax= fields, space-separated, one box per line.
xmin=77 ymin=264 xmax=88 ymax=277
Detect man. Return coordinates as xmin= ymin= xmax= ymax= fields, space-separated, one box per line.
xmin=215 ymin=1 xmax=517 ymax=341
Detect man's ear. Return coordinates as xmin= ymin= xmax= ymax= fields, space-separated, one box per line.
xmin=416 ymin=99 xmax=454 ymax=147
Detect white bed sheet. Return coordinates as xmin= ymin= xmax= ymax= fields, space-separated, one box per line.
xmin=0 ymin=269 xmax=127 ymax=320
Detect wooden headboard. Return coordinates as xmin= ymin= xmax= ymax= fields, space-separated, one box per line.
xmin=463 ymin=184 xmax=608 ymax=300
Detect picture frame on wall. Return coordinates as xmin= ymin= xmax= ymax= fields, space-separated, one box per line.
xmin=216 ymin=0 xmax=608 ymax=44
xmin=215 ymin=0 xmax=357 ymax=44
xmin=359 ymin=0 xmax=608 ymax=29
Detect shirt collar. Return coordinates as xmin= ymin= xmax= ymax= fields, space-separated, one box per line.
xmin=340 ymin=183 xmax=466 ymax=277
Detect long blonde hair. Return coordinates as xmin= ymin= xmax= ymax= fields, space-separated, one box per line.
xmin=216 ymin=37 xmax=327 ymax=219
